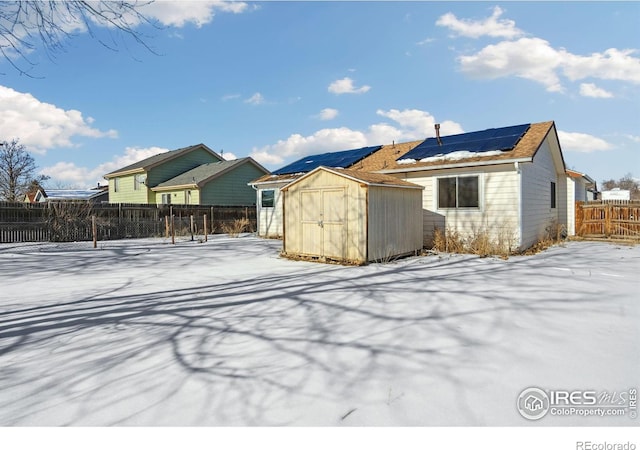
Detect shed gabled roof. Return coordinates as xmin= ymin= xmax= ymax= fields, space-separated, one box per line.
xmin=152 ymin=157 xmax=268 ymax=191
xmin=281 ymin=166 xmax=423 ymax=191
xmin=104 ymin=143 xmax=222 ymax=179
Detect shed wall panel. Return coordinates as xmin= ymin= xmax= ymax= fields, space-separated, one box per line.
xmin=367 ymin=186 xmax=423 ymax=261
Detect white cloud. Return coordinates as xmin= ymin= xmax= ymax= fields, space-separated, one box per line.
xmin=0 ymin=85 xmax=117 ymax=154
xmin=317 ymin=108 xmax=339 ymax=121
xmin=250 ymin=108 xmax=463 ymax=166
xmin=579 ymin=83 xmax=614 ymax=98
xmin=562 ymin=48 xmax=640 ymax=84
xmin=557 ymin=131 xmax=612 ymax=153
xmin=441 ymin=9 xmax=640 ymax=93
xmin=328 ymin=77 xmax=371 ymax=95
xmin=221 ymin=151 xmax=237 ymax=161
xmin=135 ymin=1 xmax=249 ymax=28
xmin=222 ymin=94 xmax=241 ymax=101
xmin=458 ymin=38 xmax=564 ymax=92
xmin=41 ymin=146 xmax=169 ymax=188
xmin=376 ymin=109 xmax=464 ymax=138
xmin=436 ymin=6 xmax=523 ymax=40
xmin=244 ymin=93 xmax=265 ymax=105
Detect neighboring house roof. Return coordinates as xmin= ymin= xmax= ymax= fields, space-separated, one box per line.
xmin=42 ymin=189 xmax=108 ymax=201
xmin=152 ymin=157 xmax=268 ymax=191
xmin=567 ymin=169 xmax=596 ymax=187
xmin=281 ymin=166 xmax=424 ymax=191
xmin=360 ymin=121 xmax=562 ymax=173
xmin=104 ymin=143 xmax=222 ymax=179
xmin=24 ymin=192 xmax=38 ymax=203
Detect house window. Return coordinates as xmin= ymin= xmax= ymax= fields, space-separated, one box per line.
xmin=438 ymin=176 xmax=479 ymax=209
xmin=550 ymin=181 xmax=556 ymax=209
xmin=261 ymin=190 xmax=275 ymax=208
xmin=113 ymin=178 xmax=120 ymax=193
xmin=161 ymin=193 xmax=171 ymax=205
xmin=134 ymin=174 xmax=143 ymax=190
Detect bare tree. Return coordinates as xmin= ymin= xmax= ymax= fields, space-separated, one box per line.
xmin=601 ymin=173 xmax=640 ymax=200
xmin=0 ymin=139 xmax=49 ymax=201
xmin=0 ymin=1 xmax=158 ymax=76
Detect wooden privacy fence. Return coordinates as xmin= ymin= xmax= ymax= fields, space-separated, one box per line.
xmin=0 ymin=202 xmax=256 ymax=244
xmin=575 ymin=200 xmax=640 ymax=240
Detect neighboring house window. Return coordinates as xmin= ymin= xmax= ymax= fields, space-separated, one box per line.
xmin=113 ymin=178 xmax=120 ymax=193
xmin=550 ymin=181 xmax=556 ymax=209
xmin=161 ymin=193 xmax=171 ymax=205
xmin=134 ymin=174 xmax=143 ymax=190
xmin=261 ymin=190 xmax=275 ymax=208
xmin=185 ymin=190 xmax=191 ymax=204
xmin=438 ymin=176 xmax=479 ymax=209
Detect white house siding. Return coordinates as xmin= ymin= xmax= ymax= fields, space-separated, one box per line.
xmin=400 ymin=165 xmax=520 ymax=249
xmin=564 ymin=176 xmax=576 ymax=236
xmin=520 ymin=138 xmax=560 ymax=249
xmin=256 ymin=185 xmax=286 ymax=238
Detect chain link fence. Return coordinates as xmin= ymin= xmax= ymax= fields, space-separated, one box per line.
xmin=0 ymin=202 xmax=256 ymax=250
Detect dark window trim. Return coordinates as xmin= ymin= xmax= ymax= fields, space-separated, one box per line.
xmin=437 ymin=175 xmax=480 ymax=209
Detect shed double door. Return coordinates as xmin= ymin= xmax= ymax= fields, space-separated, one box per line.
xmin=300 ymin=188 xmax=346 ymax=259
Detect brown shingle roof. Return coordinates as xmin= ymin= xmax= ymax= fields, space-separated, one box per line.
xmin=250 ymin=173 xmax=301 ymax=184
xmin=354 ymin=140 xmax=424 ymax=172
xmin=361 ymin=121 xmax=555 ymax=173
xmin=282 ymin=166 xmax=423 ymax=190
xmin=328 ymin=167 xmax=423 ymax=188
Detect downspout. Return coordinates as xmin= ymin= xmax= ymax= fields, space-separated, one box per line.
xmin=250 ymin=183 xmax=259 ymax=235
xmin=515 ymin=161 xmax=523 ymax=250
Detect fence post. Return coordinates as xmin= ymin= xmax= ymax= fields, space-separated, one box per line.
xmin=165 ymin=215 xmax=170 ymax=238
xmin=204 ymin=214 xmax=208 ymax=242
xmin=575 ymin=201 xmax=583 ymax=236
xmin=171 ymin=215 xmax=175 ymax=245
xmin=605 ymin=203 xmax=612 ymax=237
xmin=92 ymin=215 xmax=97 ymax=248
xmin=190 ymin=215 xmax=194 ymax=241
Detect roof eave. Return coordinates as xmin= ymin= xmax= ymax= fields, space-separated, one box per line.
xmin=151 ymin=184 xmax=199 ymax=192
xmin=104 ymin=167 xmax=146 ymax=179
xmin=378 ymin=157 xmax=533 ymax=174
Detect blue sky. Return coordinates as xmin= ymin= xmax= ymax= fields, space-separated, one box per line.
xmin=1 ymin=1 xmax=638 ymax=188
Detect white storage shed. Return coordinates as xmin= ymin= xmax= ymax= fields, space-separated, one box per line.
xmin=281 ymin=166 xmax=424 ymax=264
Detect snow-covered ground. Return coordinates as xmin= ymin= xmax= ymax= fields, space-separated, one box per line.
xmin=0 ymin=236 xmax=638 ymax=426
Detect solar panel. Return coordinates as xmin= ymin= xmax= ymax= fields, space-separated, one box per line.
xmin=273 ymin=145 xmax=382 ymax=175
xmin=398 ymin=123 xmax=530 ymax=162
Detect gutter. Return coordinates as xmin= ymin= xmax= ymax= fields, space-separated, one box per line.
xmin=377 ymin=157 xmax=533 ymax=174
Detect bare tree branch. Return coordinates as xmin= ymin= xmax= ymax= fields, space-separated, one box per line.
xmin=0 ymin=1 xmax=160 ymax=76
xmin=0 ymin=139 xmax=49 ymax=201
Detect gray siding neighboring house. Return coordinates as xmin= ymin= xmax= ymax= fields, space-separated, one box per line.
xmin=152 ymin=157 xmax=269 ymax=206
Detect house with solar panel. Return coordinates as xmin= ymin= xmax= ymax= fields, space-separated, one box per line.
xmin=248 ymin=145 xmax=389 ymax=238
xmin=358 ymin=121 xmax=572 ymax=251
xmin=105 ymin=144 xmax=268 ymax=206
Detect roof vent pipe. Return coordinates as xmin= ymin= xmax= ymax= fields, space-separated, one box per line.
xmin=435 ymin=123 xmax=442 ymax=146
